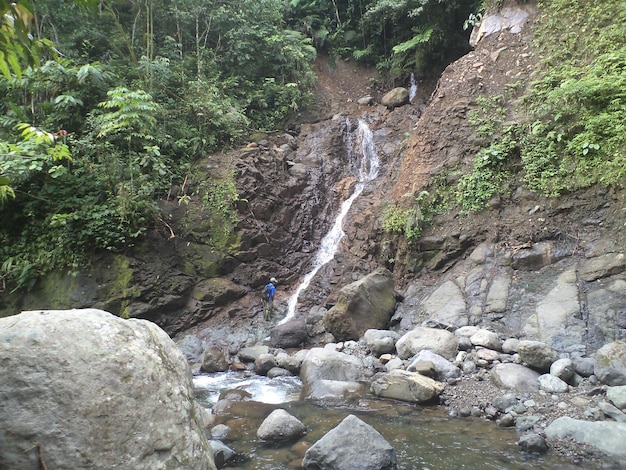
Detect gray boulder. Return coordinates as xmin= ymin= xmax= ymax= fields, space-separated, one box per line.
xmin=607 ymin=385 xmax=626 ymax=410
xmin=0 ymin=309 xmax=216 ymax=470
xmin=300 ymin=348 xmax=367 ymax=385
xmin=201 ymin=343 xmax=230 ymax=373
xmin=550 ymin=358 xmax=575 ymax=382
xmin=238 ymin=344 xmax=270 ymax=362
xmin=538 ymin=374 xmax=569 ymax=393
xmin=364 ymin=329 xmax=401 ymax=356
xmin=545 ymin=417 xmax=626 ymax=461
xmin=396 ymin=327 xmax=459 ymax=360
xmin=470 ymin=329 xmax=502 ymax=351
xmin=491 ymin=363 xmax=540 ymax=393
xmin=407 ymin=350 xmax=461 ymax=380
xmin=302 ymin=379 xmax=363 ymax=400
xmin=270 ymin=317 xmax=308 ymax=348
xmin=517 ymin=340 xmax=558 ymax=372
xmin=302 ymin=414 xmax=397 ymax=470
xmin=323 ymin=268 xmax=396 ymax=341
xmin=256 ymin=409 xmax=307 ymax=442
xmin=594 ymin=341 xmax=626 ymax=386
xmin=370 ymin=369 xmax=445 ymax=404
xmin=381 ymin=87 xmax=409 ymax=110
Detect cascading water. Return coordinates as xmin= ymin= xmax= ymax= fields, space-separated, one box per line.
xmin=409 ymin=72 xmax=418 ymax=102
xmin=280 ymin=118 xmax=380 ymax=324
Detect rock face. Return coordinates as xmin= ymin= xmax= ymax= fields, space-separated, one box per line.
xmin=323 ymin=268 xmax=396 ymax=341
xmin=594 ymin=341 xmax=626 ymax=386
xmin=302 ymin=414 xmax=397 ymax=470
xmin=0 ymin=309 xmax=216 ymax=470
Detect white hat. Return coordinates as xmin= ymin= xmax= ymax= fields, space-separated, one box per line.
xmin=270 ymin=277 xmax=277 ymax=283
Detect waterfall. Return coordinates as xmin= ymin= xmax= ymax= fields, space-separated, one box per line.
xmin=409 ymin=73 xmax=418 ymax=102
xmin=280 ymin=119 xmax=380 ymax=324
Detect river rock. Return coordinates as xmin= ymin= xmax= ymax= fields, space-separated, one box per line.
xmin=370 ymin=369 xmax=445 ymax=403
xmin=545 ymin=417 xmax=626 ymax=461
xmin=299 ymin=348 xmax=367 ymax=385
xmin=550 ymin=357 xmax=575 ymax=382
xmin=594 ymin=341 xmax=626 ymax=386
xmin=572 ymin=356 xmax=595 ymax=377
xmin=323 ymin=268 xmax=396 ymax=341
xmin=517 ymin=432 xmax=548 ymax=454
xmin=302 ymin=379 xmax=363 ymax=400
xmin=598 ymin=401 xmax=626 ymax=422
xmin=607 ymin=385 xmax=626 ymax=410
xmin=201 ymin=343 xmax=231 ymax=373
xmin=517 ymin=340 xmax=558 ymax=371
xmin=270 ymin=317 xmax=308 ymax=348
xmin=364 ymin=328 xmax=401 ymax=356
xmin=470 ymin=329 xmax=502 ymax=350
xmin=256 ymin=409 xmax=307 ymax=442
xmin=538 ymin=374 xmax=569 ymax=393
xmin=0 ymin=309 xmax=216 ymax=470
xmin=396 ymin=326 xmax=458 ymax=360
xmin=238 ymin=344 xmax=270 ymax=362
xmin=254 ymin=353 xmax=278 ymax=376
xmin=491 ymin=363 xmax=540 ymax=393
xmin=302 ymin=414 xmax=397 ymax=470
xmin=407 ymin=350 xmax=461 ymax=380
xmin=208 ymin=440 xmax=237 ymax=468
xmin=275 ymin=352 xmax=302 ymax=374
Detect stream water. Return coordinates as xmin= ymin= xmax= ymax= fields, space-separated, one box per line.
xmin=193 ymin=372 xmax=581 ymax=470
xmin=282 ymin=118 xmax=380 ymax=324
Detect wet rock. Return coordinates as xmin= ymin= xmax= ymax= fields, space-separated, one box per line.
xmin=201 ymin=343 xmax=231 ymax=373
xmin=594 ymin=341 xmax=626 ymax=386
xmin=364 ymin=329 xmax=401 ymax=356
xmin=254 ymin=353 xmax=278 ymax=376
xmin=491 ymin=363 xmax=540 ymax=393
xmin=0 ymin=309 xmax=216 ymax=470
xmin=270 ymin=318 xmax=308 ymax=348
xmin=210 ymin=424 xmax=231 ymax=440
xmin=257 ymin=409 xmax=307 ymax=442
xmin=302 ymin=379 xmax=363 ymax=400
xmin=238 ymin=344 xmax=270 ymax=362
xmin=208 ymin=440 xmax=237 ymax=468
xmin=323 ymin=268 xmax=396 ymax=341
xmin=545 ymin=417 xmax=626 ymax=460
xmin=267 ymin=367 xmax=293 ymax=378
xmin=302 ymin=415 xmax=397 ymax=470
xmin=517 ymin=340 xmax=558 ymax=372
xmin=370 ymin=369 xmax=445 ymax=403
xmin=517 ymin=432 xmax=548 ymax=454
xmin=396 ymin=327 xmax=459 ymax=360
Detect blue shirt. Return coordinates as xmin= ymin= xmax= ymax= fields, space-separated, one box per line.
xmin=263 ymin=282 xmax=276 ymax=299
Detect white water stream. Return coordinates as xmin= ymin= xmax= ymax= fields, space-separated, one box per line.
xmin=409 ymin=72 xmax=418 ymax=102
xmin=280 ymin=119 xmax=380 ymax=324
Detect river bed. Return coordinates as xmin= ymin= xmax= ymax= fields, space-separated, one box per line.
xmin=193 ymin=372 xmax=581 ymax=470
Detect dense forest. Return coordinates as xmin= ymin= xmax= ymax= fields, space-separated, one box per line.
xmin=1 ymin=0 xmax=625 ymax=297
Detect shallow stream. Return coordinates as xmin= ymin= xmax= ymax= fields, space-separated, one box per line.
xmin=194 ymin=372 xmax=581 ymax=470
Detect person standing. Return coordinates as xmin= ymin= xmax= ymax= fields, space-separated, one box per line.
xmin=262 ymin=277 xmax=277 ymax=321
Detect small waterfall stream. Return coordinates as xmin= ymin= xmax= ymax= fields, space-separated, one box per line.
xmin=280 ymin=118 xmax=380 ymax=324
xmin=409 ymin=72 xmax=418 ymax=102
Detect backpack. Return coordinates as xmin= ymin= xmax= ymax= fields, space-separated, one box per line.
xmin=262 ymin=285 xmax=270 ymax=300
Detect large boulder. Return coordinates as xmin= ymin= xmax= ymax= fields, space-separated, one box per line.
xmin=395 ymin=327 xmax=459 ymax=360
xmin=270 ymin=317 xmax=308 ymax=348
xmin=517 ymin=340 xmax=558 ymax=372
xmin=0 ymin=309 xmax=216 ymax=470
xmin=323 ymin=268 xmax=396 ymax=341
xmin=545 ymin=417 xmax=626 ymax=461
xmin=363 ymin=329 xmax=401 ymax=356
xmin=302 ymin=414 xmax=397 ymax=470
xmin=491 ymin=363 xmax=540 ymax=393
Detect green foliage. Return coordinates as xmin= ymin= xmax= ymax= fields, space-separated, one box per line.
xmin=520 ymin=0 xmax=626 ymax=195
xmin=381 ymin=190 xmax=434 ymax=244
xmin=194 ymin=171 xmax=240 ymax=249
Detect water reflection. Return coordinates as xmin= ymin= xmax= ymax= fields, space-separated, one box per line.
xmin=193 ymin=373 xmax=583 ymax=470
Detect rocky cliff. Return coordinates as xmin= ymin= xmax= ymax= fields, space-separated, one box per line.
xmin=3 ymin=3 xmax=624 ymax=360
